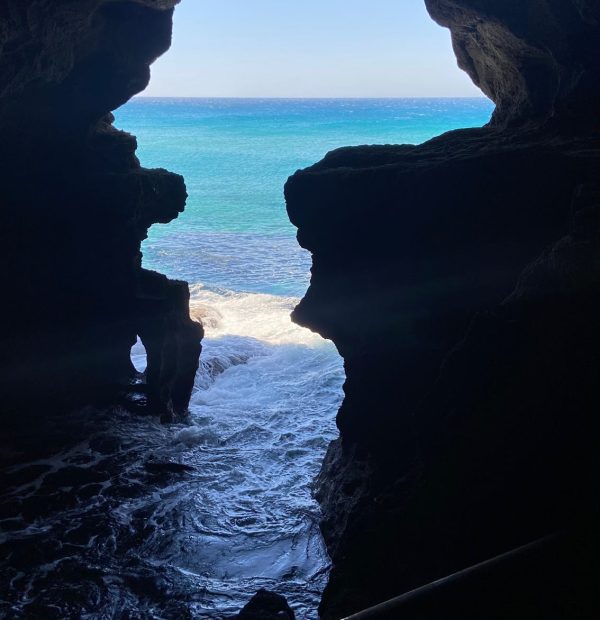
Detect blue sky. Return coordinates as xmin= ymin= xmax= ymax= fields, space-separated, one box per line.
xmin=143 ymin=0 xmax=483 ymax=98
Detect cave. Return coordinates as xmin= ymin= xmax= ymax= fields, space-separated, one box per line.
xmin=1 ymin=1 xmax=600 ymax=619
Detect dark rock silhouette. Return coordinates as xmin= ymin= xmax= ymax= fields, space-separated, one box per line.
xmin=2 ymin=0 xmax=600 ymax=618
xmin=236 ymin=589 xmax=296 ymax=620
xmin=425 ymin=0 xmax=600 ymax=128
xmin=0 ymin=0 xmax=202 ymax=418
xmin=286 ymin=1 xmax=600 ymax=618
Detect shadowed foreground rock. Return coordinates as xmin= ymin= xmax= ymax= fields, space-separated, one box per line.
xmin=2 ymin=0 xmax=600 ymax=617
xmin=0 ymin=0 xmax=202 ymax=419
xmin=286 ymin=1 xmax=600 ymax=617
xmin=236 ymin=589 xmax=296 ymax=620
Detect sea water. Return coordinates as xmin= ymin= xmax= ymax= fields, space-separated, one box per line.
xmin=0 ymin=98 xmax=494 ymax=618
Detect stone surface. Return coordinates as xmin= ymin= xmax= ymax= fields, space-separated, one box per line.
xmin=3 ymin=0 xmax=600 ymax=616
xmin=425 ymin=0 xmax=600 ymax=128
xmin=0 ymin=0 xmax=202 ymax=418
xmin=286 ymin=2 xmax=600 ymax=617
xmin=236 ymin=589 xmax=296 ymax=620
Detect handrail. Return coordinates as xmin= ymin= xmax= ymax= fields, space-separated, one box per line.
xmin=342 ymin=533 xmax=559 ymax=619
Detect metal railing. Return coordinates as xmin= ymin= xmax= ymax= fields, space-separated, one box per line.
xmin=342 ymin=533 xmax=559 ymax=619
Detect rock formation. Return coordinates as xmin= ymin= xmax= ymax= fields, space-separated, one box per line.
xmin=0 ymin=0 xmax=202 ymax=419
xmin=285 ymin=1 xmax=600 ymax=617
xmin=426 ymin=0 xmax=600 ymax=128
xmin=3 ymin=0 xmax=600 ymax=616
xmin=236 ymin=589 xmax=296 ymax=620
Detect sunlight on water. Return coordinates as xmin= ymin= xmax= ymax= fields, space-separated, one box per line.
xmin=122 ymin=98 xmax=493 ymax=294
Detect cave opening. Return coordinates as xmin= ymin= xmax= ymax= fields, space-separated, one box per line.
xmin=3 ymin=0 xmax=600 ymax=618
xmin=0 ymin=1 xmax=496 ymax=619
xmin=112 ymin=0 xmax=494 ymax=616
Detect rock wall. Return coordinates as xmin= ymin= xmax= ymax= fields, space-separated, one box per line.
xmin=285 ymin=1 xmax=600 ymax=617
xmin=0 ymin=0 xmax=202 ymax=419
xmin=3 ymin=1 xmax=600 ymax=615
xmin=425 ymin=0 xmax=600 ymax=128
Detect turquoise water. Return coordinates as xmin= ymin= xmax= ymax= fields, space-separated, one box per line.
xmin=0 ymin=99 xmax=494 ymax=620
xmin=115 ymin=98 xmax=493 ymax=296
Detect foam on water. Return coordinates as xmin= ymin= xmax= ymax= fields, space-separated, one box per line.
xmin=190 ymin=284 xmax=323 ymax=346
xmin=1 ymin=285 xmax=344 ymax=618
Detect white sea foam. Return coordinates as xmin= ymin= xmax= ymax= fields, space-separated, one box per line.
xmin=185 ymin=283 xmax=343 ymax=436
xmin=189 ymin=284 xmax=324 ymax=347
xmin=130 ymin=339 xmax=148 ymax=372
xmin=132 ymin=284 xmax=328 ymax=376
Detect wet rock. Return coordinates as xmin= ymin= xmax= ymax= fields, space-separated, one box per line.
xmin=236 ymin=589 xmax=296 ymax=620
xmin=138 ymin=269 xmax=203 ymax=419
xmin=143 ymin=459 xmax=195 ymax=474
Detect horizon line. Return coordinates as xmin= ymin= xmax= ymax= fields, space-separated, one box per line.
xmin=132 ymin=95 xmax=491 ymax=101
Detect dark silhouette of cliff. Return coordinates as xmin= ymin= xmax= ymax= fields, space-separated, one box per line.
xmin=285 ymin=1 xmax=600 ymax=617
xmin=2 ymin=0 xmax=600 ymax=617
xmin=0 ymin=0 xmax=202 ymax=420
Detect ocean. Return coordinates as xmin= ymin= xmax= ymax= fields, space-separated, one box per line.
xmin=117 ymin=98 xmax=494 ymax=295
xmin=1 ymin=98 xmax=494 ymax=619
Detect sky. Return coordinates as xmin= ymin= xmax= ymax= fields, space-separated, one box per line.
xmin=142 ymin=0 xmax=483 ymax=98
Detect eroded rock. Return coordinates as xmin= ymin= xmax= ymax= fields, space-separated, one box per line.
xmin=0 ymin=0 xmax=202 ymax=418
xmin=286 ymin=3 xmax=600 ymax=617
xmin=425 ymin=0 xmax=600 ymax=128
xmin=236 ymin=589 xmax=296 ymax=620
